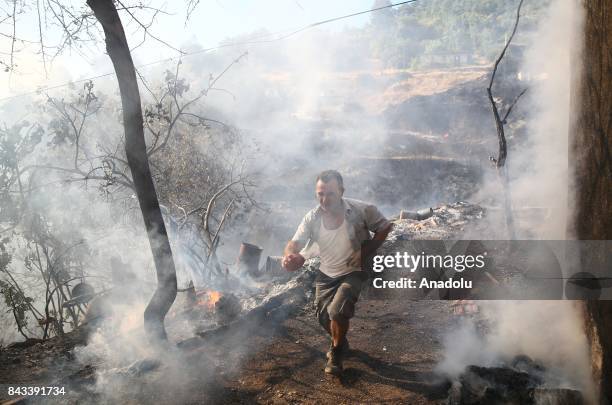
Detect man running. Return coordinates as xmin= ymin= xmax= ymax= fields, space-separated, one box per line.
xmin=282 ymin=170 xmax=393 ymax=376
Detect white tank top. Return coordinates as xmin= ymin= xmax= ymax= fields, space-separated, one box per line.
xmin=318 ymin=218 xmax=358 ymax=278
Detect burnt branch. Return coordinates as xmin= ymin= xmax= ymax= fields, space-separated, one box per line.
xmin=502 ymin=88 xmax=528 ymax=124
xmin=486 ymin=0 xmax=525 ymax=240
xmin=487 ymin=0 xmax=525 ymax=168
xmin=115 ymin=0 xmax=183 ymax=54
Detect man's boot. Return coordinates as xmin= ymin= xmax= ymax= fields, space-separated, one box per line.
xmin=324 ymin=345 xmax=344 ymax=376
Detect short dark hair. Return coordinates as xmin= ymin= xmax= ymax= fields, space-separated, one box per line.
xmin=316 ymin=170 xmax=343 ymax=189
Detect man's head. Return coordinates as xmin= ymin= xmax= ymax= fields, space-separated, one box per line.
xmin=315 ymin=170 xmax=344 ymax=212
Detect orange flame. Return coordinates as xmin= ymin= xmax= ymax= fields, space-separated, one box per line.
xmin=195 ymin=290 xmax=222 ymax=310
xmin=207 ymin=291 xmax=222 ymax=307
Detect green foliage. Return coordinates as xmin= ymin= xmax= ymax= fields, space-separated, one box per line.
xmin=0 ymin=237 xmax=11 ymax=271
xmin=368 ymin=0 xmax=551 ymax=68
xmin=0 ymin=238 xmax=33 ymax=335
xmin=0 ymin=280 xmax=34 ymax=332
xmin=0 ymin=120 xmax=44 ymax=225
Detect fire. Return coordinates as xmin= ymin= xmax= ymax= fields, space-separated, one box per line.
xmin=195 ymin=290 xmax=222 ymax=310
xmin=207 ymin=291 xmax=222 ymax=307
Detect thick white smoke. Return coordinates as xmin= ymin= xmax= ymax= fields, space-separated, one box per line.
xmin=438 ymin=0 xmax=594 ymax=401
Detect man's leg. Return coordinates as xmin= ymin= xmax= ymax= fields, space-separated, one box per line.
xmin=330 ymin=317 xmax=349 ymax=349
xmin=324 ymin=272 xmax=365 ymax=374
xmin=314 ymin=275 xmax=334 ymax=336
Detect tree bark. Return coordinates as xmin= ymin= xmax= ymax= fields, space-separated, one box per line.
xmin=569 ymin=0 xmax=612 ymax=403
xmin=87 ymin=0 xmax=177 ymax=341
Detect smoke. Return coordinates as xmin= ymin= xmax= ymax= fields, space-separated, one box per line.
xmin=0 ymin=0 xmax=596 ymax=402
xmin=0 ymin=22 xmax=386 ymax=400
xmin=508 ymin=0 xmax=582 ymax=239
xmin=438 ymin=302 xmax=594 ymax=398
xmin=72 ymin=302 xmax=218 ymax=404
xmin=438 ymin=0 xmax=594 ymax=400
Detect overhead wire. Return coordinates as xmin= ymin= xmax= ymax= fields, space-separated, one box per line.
xmin=0 ymin=0 xmax=419 ymax=103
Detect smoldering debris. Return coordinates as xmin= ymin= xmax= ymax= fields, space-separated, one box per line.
xmin=388 ymin=202 xmax=486 ymax=240
xmin=42 ymin=266 xmax=317 ymax=403
xmin=179 ymin=264 xmax=317 ymax=348
xmin=167 ymin=253 xmax=315 ymax=337
xmin=447 ymin=356 xmax=584 ymax=405
xmin=437 ymin=300 xmax=594 ymax=405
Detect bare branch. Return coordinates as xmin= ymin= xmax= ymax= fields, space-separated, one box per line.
xmin=207 ymin=198 xmax=235 ymax=259
xmin=502 ymin=88 xmax=528 ymax=124
xmin=9 ymin=0 xmax=17 ymax=72
xmin=115 ymin=0 xmax=184 ymax=55
xmin=488 ymin=0 xmax=525 ymax=92
xmin=185 ymin=0 xmax=201 ymax=25
xmin=36 ymin=0 xmax=47 ymax=75
xmin=487 ymin=0 xmax=525 ymax=168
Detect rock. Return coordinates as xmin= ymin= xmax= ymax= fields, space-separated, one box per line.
xmin=448 ymin=355 xmax=584 ymax=405
xmin=456 ymin=365 xmax=539 ymax=404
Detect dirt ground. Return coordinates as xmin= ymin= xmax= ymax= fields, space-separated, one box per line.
xmin=0 ymin=294 xmax=457 ymax=404
xmin=215 ymin=299 xmax=455 ymax=404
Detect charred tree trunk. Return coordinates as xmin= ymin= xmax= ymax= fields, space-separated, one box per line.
xmin=87 ymin=0 xmax=177 ymax=341
xmin=486 ymin=0 xmax=525 ymax=240
xmin=569 ymin=0 xmax=612 ymax=403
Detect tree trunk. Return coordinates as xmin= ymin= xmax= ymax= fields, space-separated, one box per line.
xmin=569 ymin=0 xmax=612 ymax=403
xmin=87 ymin=0 xmax=177 ymax=342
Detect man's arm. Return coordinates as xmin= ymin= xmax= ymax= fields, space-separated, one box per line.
xmin=347 ymin=205 xmax=394 ymax=268
xmin=347 ymin=222 xmax=394 ymax=268
xmin=283 ymin=240 xmax=303 ymax=256
xmin=374 ymin=222 xmax=394 ymax=241
xmin=366 ymin=222 xmax=394 ymax=255
xmin=282 ymin=213 xmax=311 ymax=271
xmin=282 ymin=240 xmax=306 ymax=271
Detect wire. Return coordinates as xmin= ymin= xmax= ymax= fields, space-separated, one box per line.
xmin=0 ymin=0 xmax=418 ymax=103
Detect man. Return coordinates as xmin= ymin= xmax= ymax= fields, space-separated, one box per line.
xmin=282 ymin=170 xmax=393 ymax=376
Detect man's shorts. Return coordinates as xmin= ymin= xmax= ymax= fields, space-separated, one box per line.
xmin=314 ymin=270 xmax=368 ymax=334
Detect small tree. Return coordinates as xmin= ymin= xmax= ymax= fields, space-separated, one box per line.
xmin=486 ymin=0 xmax=527 ymax=239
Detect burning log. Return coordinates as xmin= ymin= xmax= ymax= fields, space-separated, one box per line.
xmin=178 ymin=269 xmax=316 ymax=350
xmin=167 ymin=285 xmax=221 ymax=322
xmin=194 ymin=290 xmax=222 ymax=310
xmin=180 ymin=288 xmax=241 ymax=325
xmin=238 ymin=242 xmax=263 ymax=277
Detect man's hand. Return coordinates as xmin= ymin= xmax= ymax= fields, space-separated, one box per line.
xmin=282 ymin=253 xmax=305 ymax=271
xmin=347 ymin=250 xmax=361 ymax=268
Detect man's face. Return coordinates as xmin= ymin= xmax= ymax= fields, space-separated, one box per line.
xmin=316 ymin=179 xmax=343 ymax=212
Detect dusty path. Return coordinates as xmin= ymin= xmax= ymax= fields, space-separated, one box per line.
xmin=0 ymin=295 xmax=456 ymax=404
xmin=217 ymin=299 xmax=454 ymax=404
